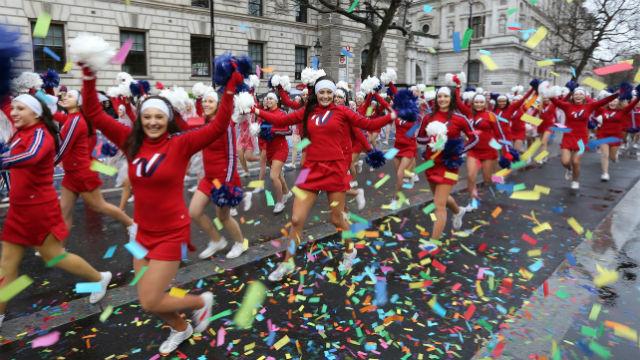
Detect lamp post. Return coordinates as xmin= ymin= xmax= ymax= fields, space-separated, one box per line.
xmin=466 ymin=0 xmax=472 ymax=84
xmin=313 ymin=37 xmax=322 ymax=68
xmin=209 ymin=0 xmax=215 ymax=75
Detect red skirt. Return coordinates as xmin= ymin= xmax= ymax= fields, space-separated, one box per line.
xmin=561 ymin=133 xmax=588 ymax=151
xmin=197 ymin=174 xmax=242 ymax=195
xmin=62 ymin=169 xmax=103 ymax=193
xmin=468 ymin=147 xmax=498 ymax=161
xmin=537 ymin=119 xmax=554 ymax=135
xmin=137 ymin=224 xmax=193 ymax=261
xmin=266 ymin=137 xmax=289 ymax=163
xmin=297 ymin=159 xmax=350 ymax=193
xmin=394 ymin=144 xmax=417 ymax=159
xmin=425 ymin=162 xmax=458 ymax=185
xmin=511 ymin=128 xmax=526 ymax=141
xmin=596 ymin=130 xmax=623 ymax=147
xmin=258 ymin=138 xmax=267 ymax=151
xmin=2 ymin=200 xmax=68 ymax=246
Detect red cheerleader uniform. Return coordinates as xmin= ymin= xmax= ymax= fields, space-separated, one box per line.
xmin=466 ymin=111 xmax=504 ymax=161
xmin=598 ymin=97 xmax=640 ymax=147
xmin=493 ymin=88 xmax=533 ymax=141
xmin=277 ymin=86 xmax=304 ymax=110
xmin=257 ymin=107 xmax=290 ymax=163
xmin=82 ymin=74 xmax=235 ymax=261
xmin=393 ymin=117 xmax=418 ymax=159
xmin=54 ymin=112 xmax=103 ymax=193
xmin=551 ymin=93 xmax=618 ymax=151
xmin=534 ymin=102 xmax=557 ymax=135
xmin=197 ymin=119 xmax=241 ymax=195
xmin=258 ymin=103 xmax=392 ymax=192
xmin=2 ymin=123 xmax=68 ymax=246
xmin=416 ymin=111 xmax=479 ymax=185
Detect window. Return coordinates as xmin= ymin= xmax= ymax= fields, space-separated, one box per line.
xmin=295 ymin=0 xmax=308 ymax=23
xmin=360 ymin=49 xmax=369 ymax=80
xmin=31 ymin=22 xmax=66 ymax=72
xmin=471 ymin=16 xmax=485 ymax=38
xmin=421 ymin=24 xmax=430 ymax=34
xmin=248 ymin=0 xmax=262 ymax=16
xmin=120 ymin=30 xmax=146 ymax=76
xmin=191 ymin=0 xmax=209 ymax=7
xmin=468 ymin=60 xmax=481 ymax=85
xmin=191 ymin=36 xmax=211 ymax=76
xmin=248 ymin=42 xmax=264 ymax=78
xmin=295 ymin=47 xmax=307 ymax=80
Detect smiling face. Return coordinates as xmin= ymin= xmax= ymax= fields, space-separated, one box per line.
xmin=10 ymin=101 xmax=40 ymax=129
xmin=62 ymin=92 xmax=79 ymax=111
xmin=497 ymin=98 xmax=507 ymax=109
xmin=203 ymin=96 xmax=218 ymax=116
xmin=573 ymin=92 xmax=586 ymax=104
xmin=140 ymin=107 xmax=169 ymax=139
xmin=608 ymin=98 xmax=620 ymax=110
xmin=317 ymin=89 xmax=334 ymax=107
xmin=473 ymin=96 xmax=486 ymax=112
xmin=436 ymin=92 xmax=451 ymax=111
xmin=334 ymin=93 xmax=346 ymax=106
xmin=264 ymin=96 xmax=277 ymax=110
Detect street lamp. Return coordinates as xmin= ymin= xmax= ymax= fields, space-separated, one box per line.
xmin=209 ymin=0 xmax=215 ymax=76
xmin=466 ymin=0 xmax=472 ymax=85
xmin=313 ymin=37 xmax=322 ymax=68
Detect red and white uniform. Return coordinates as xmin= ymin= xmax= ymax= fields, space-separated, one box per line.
xmin=82 ymin=76 xmax=234 ymax=261
xmin=493 ymin=88 xmax=534 ymax=141
xmin=197 ymin=119 xmax=241 ymax=195
xmin=258 ymin=103 xmax=392 ymax=192
xmin=257 ymin=107 xmax=290 ymax=163
xmin=2 ymin=123 xmax=68 ymax=246
xmin=393 ymin=117 xmax=418 ymax=159
xmin=598 ymin=97 xmax=640 ymax=147
xmin=236 ymin=117 xmax=254 ymax=151
xmin=455 ymin=89 xmax=507 ymax=160
xmin=551 ymin=93 xmax=618 ymax=151
xmin=416 ymin=111 xmax=479 ymax=185
xmin=54 ymin=112 xmax=103 ymax=193
xmin=533 ymin=102 xmax=557 ymax=135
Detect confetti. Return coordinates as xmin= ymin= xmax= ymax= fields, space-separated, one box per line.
xmin=103 ymin=245 xmax=117 ymax=259
xmin=32 ymin=331 xmax=60 ymax=348
xmin=45 ymin=252 xmax=68 ymax=267
xmin=593 ymin=62 xmax=633 ymax=76
xmin=32 ymin=12 xmax=52 ymax=38
xmin=582 ymin=77 xmax=607 ymax=91
xmin=479 ymin=55 xmax=498 ymax=71
xmin=90 ymin=160 xmax=118 ymax=176
xmin=0 ymin=275 xmax=33 ymax=302
xmin=124 ymin=240 xmax=148 ymax=259
xmin=129 ymin=266 xmax=148 ymax=286
xmin=111 ymin=38 xmax=133 ymax=65
xmin=525 ymin=26 xmax=547 ymax=48
xmin=75 ymin=282 xmax=102 ymax=293
xmin=169 ymin=287 xmax=189 ymax=298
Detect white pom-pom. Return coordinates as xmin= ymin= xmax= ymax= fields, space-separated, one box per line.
xmin=203 ymin=89 xmax=218 ymax=102
xmin=314 ymin=69 xmax=326 ymax=83
xmin=160 ymin=86 xmax=190 ymax=114
xmin=117 ymin=72 xmax=133 ymax=85
xmin=11 ymin=72 xmax=43 ymax=94
xmin=68 ymin=33 xmax=115 ymax=71
xmin=457 ymin=72 xmax=466 ymax=85
xmin=249 ymin=122 xmax=260 ymax=136
xmin=538 ymin=81 xmax=550 ymax=97
xmin=234 ymin=92 xmax=255 ymax=115
xmin=560 ymin=87 xmax=570 ymax=97
xmin=424 ymin=89 xmax=436 ymax=101
xmin=300 ymin=67 xmax=315 ymax=85
xmin=462 ymin=91 xmax=476 ymax=101
xmin=426 ymin=121 xmax=448 ymax=151
xmin=248 ymin=74 xmax=260 ymax=89
xmin=118 ymin=83 xmax=131 ymax=97
xmin=280 ymin=75 xmax=291 ymax=91
xmin=336 ymin=80 xmax=349 ymax=91
xmin=475 ymin=87 xmax=484 ymax=95
xmin=511 ymin=85 xmax=524 ymax=95
xmin=107 ymin=86 xmax=121 ymax=98
xmin=380 ymin=68 xmax=397 ymax=85
xmin=361 ymin=76 xmax=381 ymax=94
xmin=270 ymin=74 xmax=282 ymax=88
xmin=444 ymin=73 xmax=455 ymax=86
xmin=597 ymin=89 xmax=612 ymax=100
xmin=192 ymin=82 xmax=209 ymax=98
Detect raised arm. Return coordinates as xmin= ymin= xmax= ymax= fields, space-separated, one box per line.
xmin=343 ymin=106 xmax=394 ymax=131
xmin=622 ymin=96 xmax=640 ymax=114
xmin=123 ymin=99 xmax=137 ymax=122
xmin=549 ymin=96 xmax=572 ymax=112
xmin=255 ymin=107 xmax=304 ymax=127
xmin=590 ymin=92 xmax=619 ymax=112
xmin=1 ymin=128 xmax=50 ymax=169
xmin=357 ymin=94 xmax=373 ymax=116
xmin=277 ymin=86 xmax=303 ymax=110
xmin=454 ymin=87 xmax=472 ymax=117
xmin=508 ymin=87 xmax=534 ymax=114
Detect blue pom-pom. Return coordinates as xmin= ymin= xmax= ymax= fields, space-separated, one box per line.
xmin=392 ymin=89 xmax=419 ymax=122
xmin=442 ymin=138 xmax=464 ymax=170
xmin=213 ymin=52 xmax=235 ymax=87
xmin=498 ymin=156 xmax=511 ymax=169
xmin=464 ymin=86 xmax=476 ymax=92
xmin=490 ymin=93 xmax=500 ymax=102
xmin=267 ymin=76 xmax=275 ymax=89
xmin=101 ymin=141 xmax=119 ymax=157
xmin=129 ymin=82 xmax=143 ymax=97
xmin=588 ymin=118 xmax=599 ymax=130
xmin=566 ymin=80 xmax=579 ymax=92
xmin=386 ymin=87 xmax=394 ymax=99
xmin=618 ymin=81 xmax=633 ymax=101
xmin=0 ymin=141 xmax=10 ymax=154
xmin=236 ymin=82 xmax=250 ymax=94
xmin=40 ymin=69 xmax=60 ymax=89
xmin=235 ymin=55 xmax=253 ymax=78
xmin=210 ymin=183 xmax=244 ymax=207
xmin=259 ymin=122 xmax=274 ymax=141
xmin=365 ymin=149 xmax=386 ymax=169
xmin=627 ymin=127 xmax=640 ymax=134
xmin=499 ymin=147 xmax=521 ymax=169
xmin=0 ymin=26 xmax=23 ymax=97
xmin=529 ymin=78 xmax=540 ymax=91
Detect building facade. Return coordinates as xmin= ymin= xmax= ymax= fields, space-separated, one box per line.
xmin=2 ymin=0 xmax=581 ymax=94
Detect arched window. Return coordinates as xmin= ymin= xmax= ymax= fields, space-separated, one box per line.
xmin=415 ymin=64 xmax=424 ymax=83
xmin=468 ymin=60 xmax=481 ymax=86
xmin=361 ymin=49 xmax=369 ymax=80
xmin=422 ymin=24 xmax=430 ymax=34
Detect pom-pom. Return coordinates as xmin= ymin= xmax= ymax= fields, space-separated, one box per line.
xmin=247 ymin=74 xmax=260 ymax=90
xmin=511 ymin=85 xmax=524 ymax=95
xmin=129 ymin=80 xmax=150 ymax=98
xmin=627 ymin=127 xmax=640 ymax=134
xmin=160 ymin=86 xmax=190 ymax=114
xmin=392 ymin=89 xmax=419 ymax=122
xmin=235 ymin=55 xmax=253 ymax=78
xmin=0 ymin=25 xmax=23 ymax=97
xmin=12 ymin=72 xmax=43 ymax=94
xmin=380 ymin=68 xmax=397 ymax=85
xmin=279 ymin=75 xmax=291 ymax=91
xmin=360 ymin=76 xmax=381 ymax=94
xmin=365 ymin=149 xmax=386 ymax=169
xmin=117 ymin=72 xmax=133 ymax=85
xmin=635 ymin=84 xmax=640 ymax=96
xmin=457 ymin=72 xmax=466 ymax=84
xmin=587 ymin=117 xmax=599 ymax=130
xmin=259 ymin=122 xmax=274 ymax=141
xmin=442 ymin=138 xmax=464 ymax=170
xmin=300 ymin=67 xmax=316 ymax=85
xmin=618 ymin=81 xmax=633 ymax=101
xmin=424 ymin=89 xmax=436 ymax=101
xmin=40 ymin=69 xmax=60 ymax=89
xmin=462 ymin=91 xmax=476 ymax=102
xmin=475 ymin=87 xmax=484 ymax=96
xmin=203 ymin=89 xmax=218 ymax=102
xmin=213 ymin=52 xmax=235 ymax=87
xmin=445 ymin=73 xmax=455 ymax=86
xmin=597 ymin=89 xmax=612 ymax=100
xmin=426 ymin=121 xmax=448 ymax=151
xmin=68 ymin=33 xmax=115 ymax=71
xmin=529 ymin=78 xmax=541 ymax=92
xmin=234 ymin=92 xmax=255 ymax=115
xmin=565 ymin=80 xmax=579 ymax=92
xmin=101 ymin=141 xmax=119 ymax=157
xmin=210 ymin=183 xmax=244 ymax=207
xmin=336 ymin=81 xmax=349 ymax=91
xmin=249 ymin=122 xmax=260 ymax=136
xmin=107 ymin=86 xmax=122 ymax=98
xmin=268 ymin=74 xmax=281 ymax=89
xmin=499 ymin=147 xmax=520 ymax=169
xmin=192 ymin=82 xmax=209 ymax=98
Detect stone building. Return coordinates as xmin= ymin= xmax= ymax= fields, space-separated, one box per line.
xmin=1 ymin=0 xmax=583 ymax=94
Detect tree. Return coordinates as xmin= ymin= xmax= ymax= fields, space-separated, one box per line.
xmin=548 ymin=0 xmax=640 ymax=79
xmin=296 ymin=0 xmax=412 ymax=78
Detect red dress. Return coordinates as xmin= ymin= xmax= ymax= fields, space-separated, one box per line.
xmin=82 ymin=76 xmax=234 ymax=261
xmin=551 ymin=93 xmax=618 ymax=151
xmin=257 ymin=107 xmax=290 ymax=163
xmin=534 ymin=102 xmax=557 ymax=135
xmin=197 ymin=120 xmax=242 ymax=195
xmin=455 ymin=90 xmax=505 ymax=160
xmin=416 ymin=111 xmax=479 ymax=185
xmin=54 ymin=112 xmax=103 ymax=193
xmin=258 ymin=104 xmax=392 ymax=192
xmin=393 ymin=117 xmax=418 ymax=159
xmin=598 ymin=97 xmax=640 ymax=147
xmin=2 ymin=123 xmax=68 ymax=246
xmin=493 ymin=88 xmax=533 ymax=142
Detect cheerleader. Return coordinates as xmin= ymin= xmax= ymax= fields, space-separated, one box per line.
xmin=493 ymin=86 xmax=534 ymax=144
xmin=114 ymin=104 xmax=134 ymax=208
xmin=550 ymin=83 xmax=620 ymax=189
xmin=597 ymin=89 xmax=640 ymax=181
xmin=191 ymin=90 xmax=250 ymax=259
xmin=253 ymin=75 xmax=396 ymax=281
xmin=55 ymin=90 xmax=135 ymax=234
xmin=416 ymin=86 xmax=479 ymax=240
xmin=508 ymin=86 xmax=535 ymax=152
xmin=255 ymin=93 xmax=292 ymax=214
xmin=80 ymin=58 xmax=243 ymax=354
xmin=533 ymin=93 xmax=557 ymax=162
xmin=236 ymin=111 xmax=259 ymax=176
xmin=0 ymin=94 xmax=112 ymax=328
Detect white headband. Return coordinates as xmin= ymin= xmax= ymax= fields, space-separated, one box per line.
xmin=497 ymin=95 xmax=507 ymax=100
xmin=436 ymin=87 xmax=451 ymax=96
xmin=66 ymin=90 xmax=83 ymax=106
xmin=265 ymin=92 xmax=278 ymax=101
xmin=574 ymin=87 xmax=586 ymax=95
xmin=14 ymin=94 xmax=43 ymax=117
xmin=335 ymin=88 xmax=346 ymax=98
xmin=473 ymin=94 xmax=486 ymax=102
xmin=140 ymin=98 xmax=171 ymax=118
xmin=314 ymin=79 xmax=336 ymax=94
xmin=203 ymin=90 xmax=218 ymax=102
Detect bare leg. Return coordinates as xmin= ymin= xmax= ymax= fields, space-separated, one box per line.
xmin=283 ymin=190 xmax=318 ymax=261
xmin=600 ymin=144 xmax=610 ymax=174
xmin=188 ymin=190 xmax=222 ymax=242
xmin=466 ymin=156 xmax=480 ymax=199
xmin=571 ymin=152 xmax=581 ymax=181
xmin=270 ymin=160 xmax=287 ymax=203
xmin=326 ymin=191 xmax=352 ymax=253
xmin=428 ymin=182 xmax=455 ymax=240
xmin=216 ymin=206 xmax=243 ymax=243
xmin=610 ymin=145 xmax=619 ymax=162
xmin=60 ymin=186 xmax=78 ymax=229
xmin=481 ymin=160 xmax=496 ymax=184
xmin=560 ymin=149 xmax=572 ymax=170
xmin=258 ymin=150 xmax=267 ymax=182
xmin=0 ymin=241 xmax=25 ymax=314
xmin=395 ymin=157 xmax=413 ymax=193
xmin=239 ymin=149 xmax=250 ymax=174
xmin=80 ymin=188 xmax=134 ymax=227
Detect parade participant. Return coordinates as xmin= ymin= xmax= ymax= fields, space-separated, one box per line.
xmin=79 ymin=45 xmax=244 ymax=354
xmin=255 ymin=92 xmax=292 ymax=214
xmin=112 ymin=104 xmax=135 ymax=208
xmin=597 ymin=89 xmax=640 ymax=181
xmin=416 ymin=86 xmax=479 ymax=241
xmin=532 ymin=91 xmax=558 ymax=162
xmin=54 ymin=89 xmax=135 ymax=234
xmin=0 ymin=94 xmax=112 ymax=329
xmin=237 ymin=111 xmax=259 ymax=176
xmin=493 ymin=86 xmax=535 ymax=144
xmin=508 ymin=85 xmax=535 ymax=152
xmin=253 ymin=75 xmax=397 ymax=281
xmin=192 ymin=89 xmax=251 ymax=259
xmin=550 ymin=82 xmax=621 ymax=189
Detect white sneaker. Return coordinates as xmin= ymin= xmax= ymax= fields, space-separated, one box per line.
xmin=1 ymin=196 xmax=8 ymax=203
xmin=35 ymin=251 xmax=41 ymax=257
xmin=241 ymin=171 xmax=250 ymax=178
xmin=452 ymin=207 xmax=466 ymax=230
xmin=282 ymin=191 xmax=293 ymax=204
xmin=340 ymin=248 xmax=358 ymax=271
xmin=355 ymin=189 xmax=366 ymax=210
xmin=230 ymin=208 xmax=238 ymax=217
xmin=268 ymin=261 xmax=295 ymax=282
xmin=159 ymin=324 xmax=193 ymax=355
xmin=349 ymin=180 xmax=358 ymax=188
xmin=601 ymin=173 xmax=610 ymax=181
xmin=127 ymin=195 xmax=134 ymax=203
xmin=192 ymin=292 xmax=214 ymax=333
xmin=389 ymin=199 xmax=398 ymax=210
xmin=127 ymin=223 xmax=138 ymax=242
xmin=571 ymin=181 xmax=580 ymax=190
xmin=89 ymin=271 xmax=112 ymax=304
xmin=357 ymin=160 xmax=363 ymax=173
xmin=225 ymin=242 xmax=245 ymax=259
xmin=412 ymin=174 xmax=420 ymax=183
xmin=0 ymin=314 xmax=5 ymax=329
xmin=252 ymin=187 xmax=264 ymax=194
xmin=198 ymin=238 xmax=228 ymax=259
xmin=242 ymin=192 xmax=253 ymax=211
xmin=188 ymin=185 xmax=197 ymax=193
xmin=564 ymin=169 xmax=572 ymax=181
xmin=273 ymin=202 xmax=285 ymax=214
xmin=633 ymin=143 xmax=639 ymax=149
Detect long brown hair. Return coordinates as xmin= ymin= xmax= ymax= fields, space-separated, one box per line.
xmin=30 ymin=97 xmax=61 ymax=152
xmin=431 ymin=88 xmax=458 ymax=123
xmin=301 ymin=76 xmax=335 ymax=138
xmin=123 ymin=96 xmax=181 ymax=158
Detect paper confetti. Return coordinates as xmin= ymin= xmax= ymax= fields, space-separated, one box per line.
xmin=32 ymin=331 xmax=60 ymax=348
xmin=462 ymin=28 xmax=474 ymax=48
xmin=45 ymin=252 xmax=68 ymax=267
xmin=479 ymin=55 xmax=498 ymax=71
xmin=75 ymin=282 xmax=102 ymax=293
xmin=169 ymin=287 xmax=189 ymax=298
xmin=452 ymin=32 xmax=461 ymax=53
xmin=593 ymin=62 xmax=633 ymax=76
xmin=129 ymin=266 xmax=148 ymax=286
xmin=521 ymin=113 xmax=542 ymax=126
xmin=32 ymin=12 xmax=52 ymax=38
xmin=90 ymin=160 xmax=118 ymax=176
xmin=525 ymin=26 xmax=548 ymax=48
xmin=234 ymin=281 xmax=267 ymax=329
xmin=99 ymin=305 xmax=114 ymax=323
xmin=0 ymin=275 xmax=33 ymax=302
xmin=296 ymin=138 xmax=311 ymax=151
xmin=43 ymin=47 xmax=61 ymax=61
xmin=567 ymin=217 xmax=584 ymax=235
xmin=111 ymin=38 xmax=133 ymax=65
xmin=291 ymin=186 xmax=307 ymax=200
xmin=582 ymin=77 xmax=607 ymax=91
xmin=124 ymin=240 xmax=149 ymax=259
xmin=247 ymin=180 xmax=264 ymax=189
xmin=103 ymin=245 xmax=117 ymax=259
xmin=347 ymin=0 xmax=360 ymax=13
